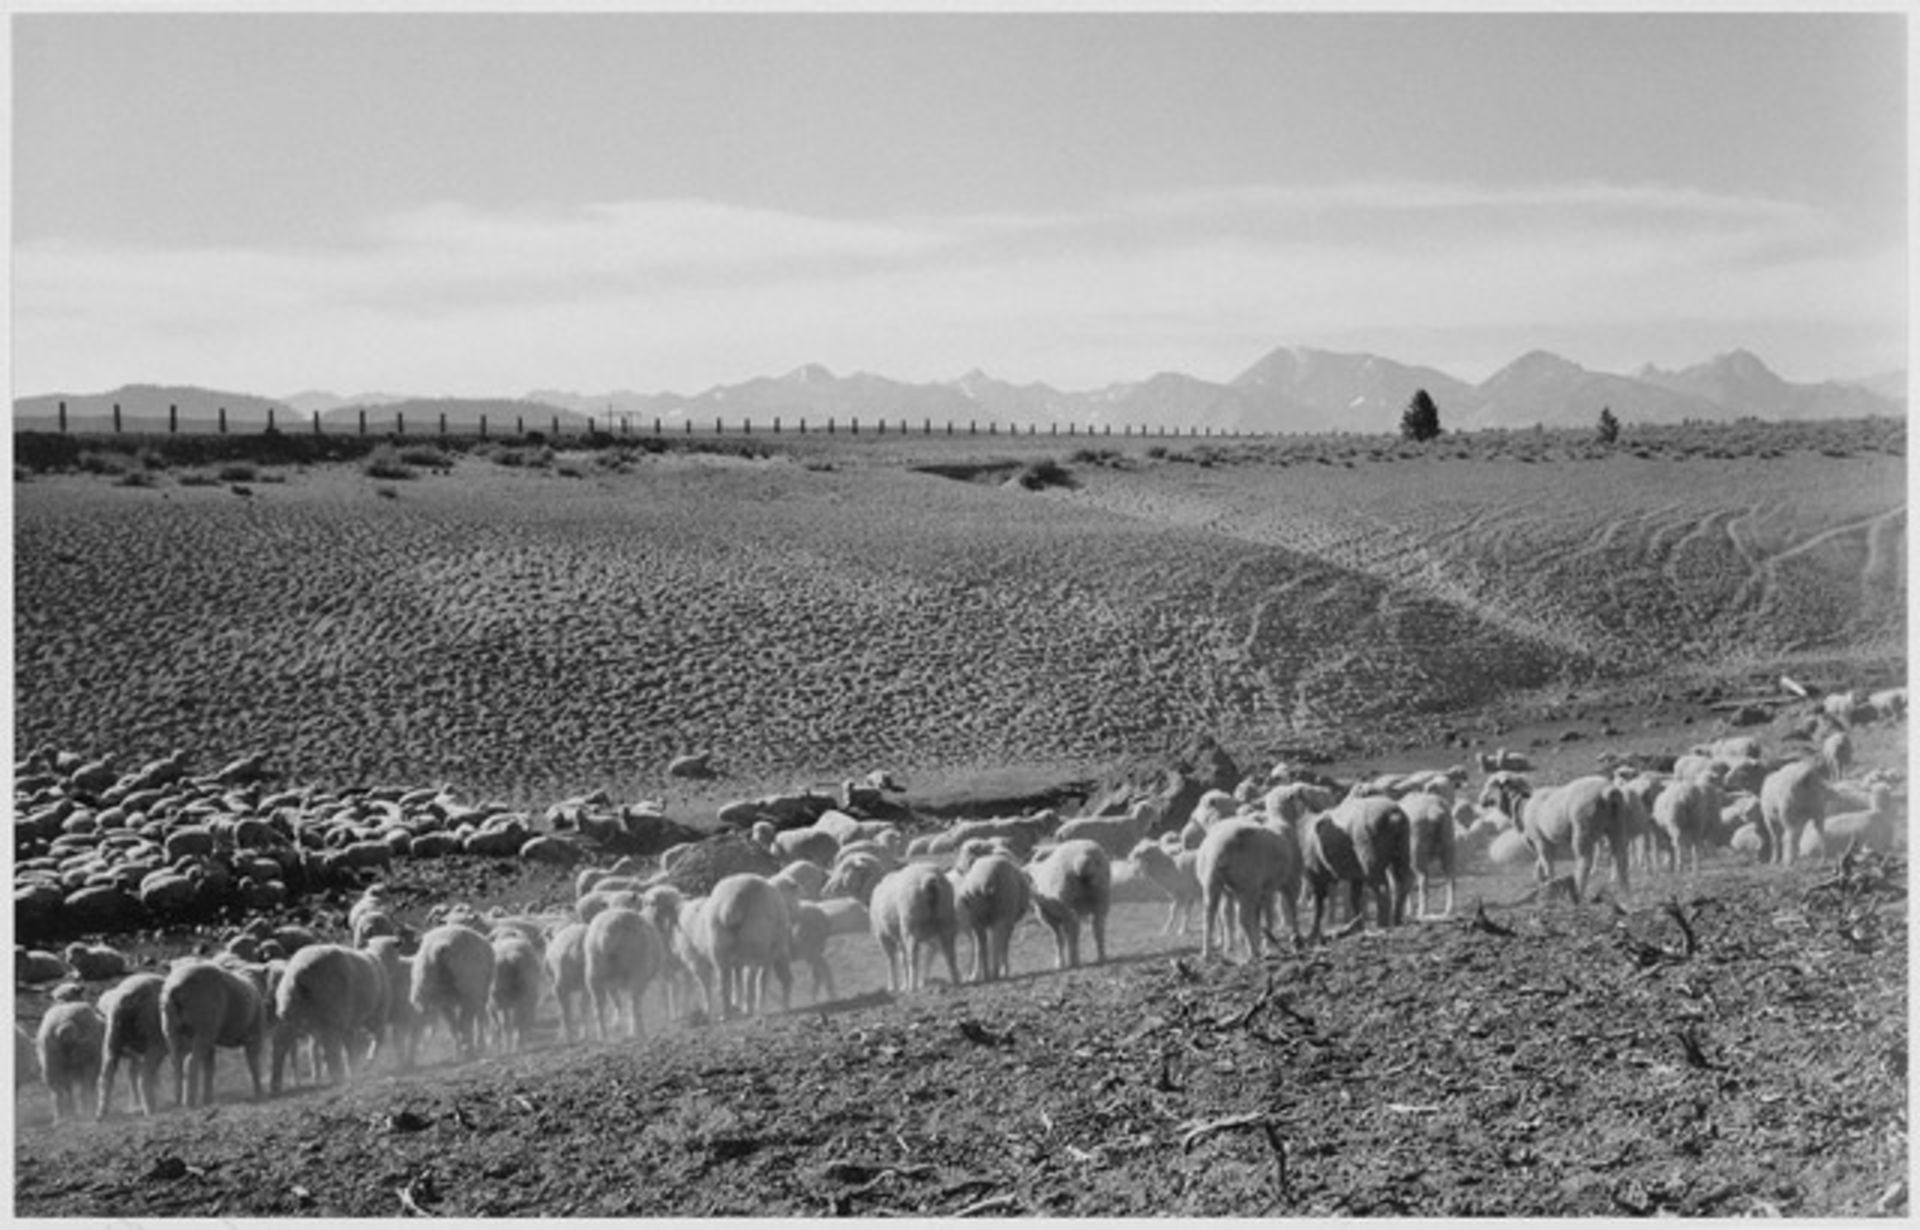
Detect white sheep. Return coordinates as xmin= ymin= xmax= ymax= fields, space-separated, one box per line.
xmin=1867 ymin=686 xmax=1906 ymax=722
xmin=1652 ymin=775 xmax=1722 ymax=876
xmin=1479 ymin=773 xmax=1629 ymax=903
xmin=821 ymin=851 xmax=888 ymax=906
xmin=409 ymin=924 xmax=495 ymax=1060
xmin=1759 ymin=758 xmax=1833 ymax=867
xmin=1810 ymin=783 xmax=1899 ymax=859
xmin=488 ymin=933 xmax=546 ymax=1052
xmin=62 ymin=943 xmax=131 ymax=982
xmin=786 ymin=902 xmax=840 ymax=1003
xmin=1126 ymin=841 xmax=1202 ymax=936
xmin=95 ymin=974 xmax=169 ymax=1119
xmin=1052 ymin=808 xmax=1157 ymax=860
xmin=1264 ymin=781 xmax=1337 ymax=827
xmin=1299 ymin=795 xmax=1415 ymax=939
xmin=1617 ymin=774 xmax=1670 ymax=872
xmin=1822 ymin=730 xmax=1854 ymax=780
xmin=682 ymin=874 xmax=794 ymax=1019
xmin=36 ymin=1002 xmax=106 ymax=1123
xmin=1026 ymin=839 xmax=1112 ymax=970
xmin=770 ymin=860 xmax=829 ymax=905
xmin=772 ymin=827 xmax=841 ymax=868
xmin=271 ymin=944 xmax=388 ymax=1092
xmin=363 ymin=936 xmax=419 ymax=1068
xmin=1398 ymin=791 xmax=1457 ymax=918
xmin=955 ymin=853 xmax=1030 ymax=983
xmin=1196 ymin=817 xmax=1301 ymax=962
xmin=868 ymin=863 xmax=962 ymax=992
xmin=161 ymin=959 xmax=267 ymax=1108
xmin=813 ymin=810 xmax=896 ymax=847
xmin=583 ymin=907 xmax=666 ymax=1039
xmin=543 ymin=922 xmax=590 ymax=1043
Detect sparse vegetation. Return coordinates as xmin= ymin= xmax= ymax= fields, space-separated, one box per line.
xmin=361 ymin=444 xmax=416 ymax=480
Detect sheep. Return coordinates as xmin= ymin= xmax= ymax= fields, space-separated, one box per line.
xmin=1822 ymin=689 xmax=1864 ymax=728
xmin=812 ymin=810 xmax=896 ymax=847
xmin=772 ymin=827 xmax=840 ymax=869
xmin=1617 ymin=774 xmax=1670 ymax=872
xmin=1810 ymin=783 xmax=1899 ymax=858
xmin=1196 ymin=817 xmax=1301 ymax=962
xmin=1704 ymin=736 xmax=1762 ymax=763
xmin=770 ymin=860 xmax=830 ymax=906
xmin=786 ymin=902 xmax=839 ymax=1003
xmin=925 ymin=814 xmax=1058 ymax=861
xmin=160 ymin=959 xmax=267 ymax=1107
xmin=1759 ymin=758 xmax=1833 ymax=867
xmin=1651 ymin=775 xmax=1722 ymax=876
xmin=16 ymin=1023 xmax=40 ymax=1093
xmin=1478 ymin=748 xmax=1532 ymax=774
xmin=63 ymin=943 xmax=132 ymax=982
xmin=271 ymin=944 xmax=388 ymax=1092
xmin=1301 ymin=797 xmax=1412 ymax=940
xmin=1398 ymin=791 xmax=1457 ymax=918
xmin=681 ymin=874 xmax=794 ymax=1019
xmin=351 ymin=908 xmax=399 ymax=949
xmin=955 ymin=853 xmax=1031 ymax=983
xmin=542 ymin=922 xmax=590 ymax=1042
xmin=488 ymin=933 xmax=546 ymax=1052
xmin=1126 ymin=841 xmax=1202 ymax=936
xmin=363 ymin=936 xmax=419 ymax=1068
xmin=17 ymin=949 xmax=73 ymax=986
xmin=1052 ymin=808 xmax=1157 ymax=861
xmin=408 ymin=924 xmax=495 ymax=1061
xmin=1265 ymin=781 xmax=1337 ymax=827
xmin=583 ymin=907 xmax=666 ymax=1040
xmin=1025 ymin=839 xmax=1112 ymax=970
xmin=36 ymin=1002 xmax=107 ymax=1123
xmin=821 ymin=851 xmax=887 ymax=906
xmin=1479 ymin=774 xmax=1629 ymax=903
xmin=96 ymin=973 xmax=169 ymax=1118
xmin=1822 ymin=730 xmax=1854 ymax=781
xmin=1867 ymin=686 xmax=1907 ymax=723
xmin=832 ymin=839 xmax=899 ymax=875
xmin=869 ymin=863 xmax=963 ymax=992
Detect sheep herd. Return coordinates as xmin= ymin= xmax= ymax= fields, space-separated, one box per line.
xmin=14 ymin=685 xmax=1907 ymax=1127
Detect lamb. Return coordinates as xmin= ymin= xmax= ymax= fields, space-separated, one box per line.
xmin=488 ymin=933 xmax=546 ymax=1052
xmin=271 ymin=944 xmax=388 ymax=1092
xmin=583 ymin=907 xmax=666 ymax=1039
xmin=1025 ymin=839 xmax=1113 ymax=970
xmin=681 ymin=874 xmax=794 ymax=1019
xmin=62 ymin=943 xmax=132 ymax=982
xmin=542 ymin=922 xmax=590 ymax=1042
xmin=1196 ymin=818 xmax=1301 ymax=962
xmin=1480 ymin=773 xmax=1629 ymax=903
xmin=95 ymin=973 xmax=169 ymax=1118
xmin=786 ymin=902 xmax=839 ymax=1003
xmin=1867 ymin=686 xmax=1907 ymax=723
xmin=770 ymin=860 xmax=829 ymax=906
xmin=954 ymin=853 xmax=1030 ymax=983
xmin=868 ymin=863 xmax=963 ymax=992
xmin=1651 ymin=776 xmax=1722 ymax=876
xmin=35 ymin=1002 xmax=107 ymax=1123
xmin=1759 ymin=758 xmax=1833 ymax=867
xmin=1398 ymin=791 xmax=1456 ymax=918
xmin=408 ymin=924 xmax=495 ymax=1060
xmin=160 ymin=959 xmax=267 ymax=1107
xmin=771 ymin=827 xmax=840 ymax=869
xmin=1126 ymin=841 xmax=1202 ymax=935
xmin=1264 ymin=781 xmax=1337 ymax=826
xmin=1300 ymin=796 xmax=1412 ymax=940
xmin=363 ymin=936 xmax=419 ymax=1068
xmin=1617 ymin=774 xmax=1670 ymax=872
xmin=925 ymin=814 xmax=1058 ymax=861
xmin=812 ymin=810 xmax=896 ymax=847
xmin=1810 ymin=783 xmax=1898 ymax=859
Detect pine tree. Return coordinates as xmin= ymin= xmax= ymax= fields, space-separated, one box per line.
xmin=1401 ymin=389 xmax=1442 ymax=442
xmin=1596 ymin=406 xmax=1620 ymax=444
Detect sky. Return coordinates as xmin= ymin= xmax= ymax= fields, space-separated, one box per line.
xmin=9 ymin=10 xmax=1910 ymax=398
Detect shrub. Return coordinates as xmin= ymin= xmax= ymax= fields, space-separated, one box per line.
xmin=1015 ymin=458 xmax=1074 ymax=490
xmin=362 ymin=445 xmax=415 ymax=480
xmin=218 ymin=462 xmax=258 ymax=483
xmin=374 ymin=485 xmax=399 ymax=500
xmin=115 ymin=468 xmax=157 ymax=488
xmin=176 ymin=471 xmax=221 ymax=487
xmin=399 ymin=445 xmax=454 ymax=469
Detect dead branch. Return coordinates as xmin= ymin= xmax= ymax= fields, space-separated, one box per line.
xmin=1214 ymin=974 xmax=1275 ymax=1031
xmin=1181 ymin=1111 xmax=1272 ymax=1153
xmin=1662 ymin=898 xmax=1699 ymax=957
xmin=1470 ymin=902 xmax=1516 ymax=938
xmin=1676 ymin=1026 xmax=1721 ymax=1071
xmin=952 ymin=1193 xmax=1022 ymax=1217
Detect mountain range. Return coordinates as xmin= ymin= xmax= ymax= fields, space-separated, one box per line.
xmin=14 ymin=347 xmax=1905 ymax=436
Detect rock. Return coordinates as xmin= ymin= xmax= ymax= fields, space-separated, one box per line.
xmin=667 ymin=752 xmax=716 ymax=779
xmin=656 ymin=834 xmax=781 ymax=898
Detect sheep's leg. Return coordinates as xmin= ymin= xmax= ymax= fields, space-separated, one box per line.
xmin=1236 ymin=890 xmax=1263 ymax=961
xmin=172 ymin=1049 xmax=189 ymax=1108
xmin=270 ymin=1028 xmax=292 ymax=1095
xmin=96 ymin=1057 xmax=120 ymax=1119
xmin=939 ymin=937 xmax=961 ymax=987
xmin=140 ymin=1052 xmax=163 ymax=1115
xmin=1091 ymin=909 xmax=1108 ymax=964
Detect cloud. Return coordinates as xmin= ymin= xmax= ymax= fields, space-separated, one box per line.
xmin=13 ymin=179 xmax=1903 ymax=394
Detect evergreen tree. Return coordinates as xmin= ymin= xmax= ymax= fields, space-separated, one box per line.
xmin=1596 ymin=405 xmax=1620 ymax=444
xmin=1401 ymin=389 xmax=1442 ymax=442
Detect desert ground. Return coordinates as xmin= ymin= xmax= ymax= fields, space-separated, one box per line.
xmin=10 ymin=420 xmax=1909 ymax=1217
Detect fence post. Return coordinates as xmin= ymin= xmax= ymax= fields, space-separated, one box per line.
xmin=744 ymin=417 xmax=752 ymax=436
xmin=113 ymin=402 xmax=122 ymax=434
xmin=313 ymin=411 xmax=322 ymax=435
xmin=827 ymin=417 xmax=835 ymax=435
xmin=653 ymin=418 xmax=661 ymax=436
xmin=58 ymin=401 xmax=67 ymax=434
xmin=480 ymin=415 xmax=488 ymax=440
xmin=800 ymin=418 xmax=807 ymax=435
xmin=988 ymin=421 xmax=996 ymax=436
xmin=553 ymin=415 xmax=560 ymax=437
xmin=947 ymin=420 xmax=953 ymax=436
xmin=969 ymin=420 xmax=976 ymax=435
xmin=218 ymin=407 xmax=228 ymax=434
xmin=517 ymin=416 xmax=525 ymax=436
xmin=877 ymin=418 xmax=885 ymax=435
xmin=266 ymin=407 xmax=274 ymax=433
xmin=359 ymin=409 xmax=367 ymax=437
xmin=773 ymin=416 xmax=781 ymax=434
xmin=715 ymin=416 xmax=723 ymax=435
xmin=396 ymin=411 xmax=405 ymax=436
xmin=685 ymin=418 xmax=692 ymax=435
xmin=169 ymin=404 xmax=178 ymax=435
xmin=590 ymin=416 xmax=597 ymax=435
xmin=1104 ymin=423 xmax=1112 ymax=436
xmin=440 ymin=412 xmax=448 ymax=437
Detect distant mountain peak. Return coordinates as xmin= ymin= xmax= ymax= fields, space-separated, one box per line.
xmin=785 ymin=363 xmax=835 ymax=384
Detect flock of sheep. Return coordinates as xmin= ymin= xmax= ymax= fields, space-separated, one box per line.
xmin=16 ymin=685 xmax=1907 ymax=1127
